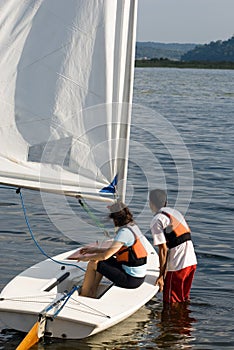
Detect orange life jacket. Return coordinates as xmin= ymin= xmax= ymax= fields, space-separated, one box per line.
xmin=115 ymin=227 xmax=147 ymax=266
xmin=161 ymin=211 xmax=191 ymax=249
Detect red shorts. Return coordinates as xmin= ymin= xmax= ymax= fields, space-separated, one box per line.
xmin=163 ymin=265 xmax=196 ymax=303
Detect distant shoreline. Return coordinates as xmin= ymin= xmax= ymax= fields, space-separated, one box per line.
xmin=135 ymin=59 xmax=234 ymax=70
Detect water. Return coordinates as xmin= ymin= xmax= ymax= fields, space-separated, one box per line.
xmin=0 ymin=68 xmax=234 ymax=349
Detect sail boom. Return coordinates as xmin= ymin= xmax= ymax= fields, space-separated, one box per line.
xmin=0 ymin=177 xmax=115 ymax=202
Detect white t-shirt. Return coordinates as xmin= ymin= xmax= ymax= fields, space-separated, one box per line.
xmin=114 ymin=224 xmax=147 ymax=278
xmin=150 ymin=207 xmax=197 ymax=271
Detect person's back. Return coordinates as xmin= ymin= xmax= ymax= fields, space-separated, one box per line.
xmin=151 ymin=206 xmax=197 ymax=272
xmin=149 ymin=189 xmax=197 ymax=303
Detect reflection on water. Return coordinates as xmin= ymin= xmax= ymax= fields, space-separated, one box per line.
xmin=142 ymin=297 xmax=197 ymax=349
xmin=155 ymin=302 xmax=197 ymax=349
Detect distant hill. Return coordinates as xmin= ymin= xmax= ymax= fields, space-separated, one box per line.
xmin=181 ymin=36 xmax=234 ymax=62
xmin=136 ymin=42 xmax=197 ymax=61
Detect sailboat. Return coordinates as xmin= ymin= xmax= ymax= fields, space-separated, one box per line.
xmin=0 ymin=0 xmax=159 ymax=343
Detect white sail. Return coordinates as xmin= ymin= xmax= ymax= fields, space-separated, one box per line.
xmin=0 ymin=0 xmax=137 ymax=202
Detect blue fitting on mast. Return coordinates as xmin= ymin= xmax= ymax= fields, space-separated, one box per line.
xmin=100 ymin=174 xmax=118 ymax=194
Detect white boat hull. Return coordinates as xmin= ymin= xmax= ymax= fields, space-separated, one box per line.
xmin=0 ymin=237 xmax=159 ymax=339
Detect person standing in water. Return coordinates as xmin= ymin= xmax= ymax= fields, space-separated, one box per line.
xmin=149 ymin=189 xmax=197 ymax=303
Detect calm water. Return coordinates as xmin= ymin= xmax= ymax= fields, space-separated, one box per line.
xmin=0 ymin=68 xmax=234 ymax=349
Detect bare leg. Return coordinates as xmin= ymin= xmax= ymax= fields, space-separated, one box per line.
xmin=80 ymin=260 xmax=103 ymax=298
xmin=92 ymin=270 xmax=103 ymax=297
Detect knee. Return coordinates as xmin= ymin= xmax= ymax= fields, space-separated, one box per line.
xmin=87 ymin=260 xmax=98 ymax=270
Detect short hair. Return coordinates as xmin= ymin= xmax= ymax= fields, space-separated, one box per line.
xmin=149 ymin=189 xmax=167 ymax=209
xmin=109 ymin=201 xmax=133 ymax=227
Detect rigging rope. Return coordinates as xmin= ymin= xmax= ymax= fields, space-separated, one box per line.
xmin=69 ymin=296 xmax=110 ymax=319
xmin=18 ymin=189 xmax=85 ymax=271
xmin=0 ymin=186 xmax=85 ymax=271
xmin=77 ymin=197 xmax=111 ymax=238
xmin=53 ymin=286 xmax=79 ymax=318
xmin=0 ymin=186 xmax=112 ymax=320
xmin=40 ymin=285 xmax=79 ymax=319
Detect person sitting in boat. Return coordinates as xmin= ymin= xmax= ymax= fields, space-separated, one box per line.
xmin=77 ymin=201 xmax=147 ymax=298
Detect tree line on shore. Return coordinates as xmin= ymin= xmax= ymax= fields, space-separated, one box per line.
xmin=136 ymin=36 xmax=234 ymax=69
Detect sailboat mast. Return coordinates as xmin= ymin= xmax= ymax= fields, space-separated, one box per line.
xmin=118 ymin=0 xmax=138 ymax=203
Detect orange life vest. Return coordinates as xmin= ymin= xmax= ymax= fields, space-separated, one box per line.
xmin=161 ymin=211 xmax=191 ymax=249
xmin=115 ymin=227 xmax=147 ymax=266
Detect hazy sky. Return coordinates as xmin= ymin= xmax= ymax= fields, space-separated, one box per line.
xmin=137 ymin=0 xmax=234 ymax=44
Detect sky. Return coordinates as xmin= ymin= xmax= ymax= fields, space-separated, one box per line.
xmin=137 ymin=0 xmax=234 ymax=44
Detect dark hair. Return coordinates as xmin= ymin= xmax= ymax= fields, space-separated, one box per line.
xmin=149 ymin=189 xmax=167 ymax=209
xmin=109 ymin=201 xmax=133 ymax=227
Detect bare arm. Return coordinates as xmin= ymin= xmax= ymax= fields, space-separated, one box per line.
xmin=79 ymin=246 xmax=107 ymax=254
xmin=156 ymin=243 xmax=168 ymax=292
xmin=77 ymin=241 xmax=123 ymax=262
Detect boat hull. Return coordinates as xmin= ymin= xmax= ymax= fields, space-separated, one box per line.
xmin=0 ymin=237 xmax=159 ymax=339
